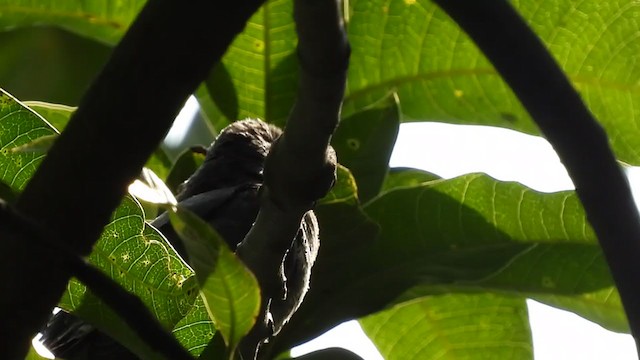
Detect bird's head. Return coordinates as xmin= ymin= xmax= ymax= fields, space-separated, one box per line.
xmin=177 ymin=119 xmax=282 ymax=200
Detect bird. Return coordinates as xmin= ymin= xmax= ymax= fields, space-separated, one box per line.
xmin=40 ymin=118 xmax=320 ymax=359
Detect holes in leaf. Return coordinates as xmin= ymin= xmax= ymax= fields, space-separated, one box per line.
xmin=346 ymin=138 xmax=360 ymax=151
xmin=541 ymin=276 xmax=556 ymax=288
xmin=254 ymin=40 xmax=265 ymax=52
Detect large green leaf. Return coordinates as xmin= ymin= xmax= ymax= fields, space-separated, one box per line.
xmin=360 ymin=293 xmax=532 ymax=359
xmin=22 ymin=101 xmax=75 ymax=131
xmin=197 ymin=0 xmax=298 ymax=130
xmin=0 ymin=88 xmax=199 ymax=357
xmin=364 ymin=174 xmax=623 ymax=330
xmin=531 ymin=288 xmax=627 ymax=333
xmin=60 ymin=196 xmax=198 ymax=358
xmin=172 ymin=295 xmax=216 ymax=356
xmin=345 ymin=0 xmax=640 ymax=165
xmin=381 ymin=167 xmax=441 ymax=193
xmin=5 ymin=0 xmax=640 ymax=167
xmin=331 ymin=95 xmax=400 ymax=203
xmin=0 ymin=0 xmax=145 ymax=45
xmin=0 ymin=89 xmax=57 ymax=192
xmin=169 ymin=207 xmax=261 ymax=354
xmin=275 ymin=172 xmax=624 ymax=353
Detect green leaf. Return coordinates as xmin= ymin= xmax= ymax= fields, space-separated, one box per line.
xmin=331 ymin=95 xmax=400 ymax=202
xmin=172 ymin=295 xmax=216 ymax=356
xmin=276 ymin=173 xmax=624 ymax=352
xmin=318 ymin=164 xmax=359 ymax=206
xmin=345 ymin=0 xmax=640 ymax=165
xmin=381 ymin=167 xmax=441 ymax=193
xmin=364 ymin=174 xmax=624 ymax=330
xmin=0 ymin=1 xmax=145 ymax=45
xmin=0 ymin=88 xmax=201 ymax=357
xmin=196 ymin=0 xmax=299 ymax=130
xmin=59 ymin=196 xmax=198 ymax=358
xmin=531 ymin=289 xmax=627 ymax=333
xmin=146 ymin=147 xmax=173 ymax=182
xmin=169 ymin=207 xmax=261 ymax=353
xmin=0 ymin=89 xmax=172 ymax=357
xmin=23 ymin=101 xmax=75 ymax=131
xmin=0 ymin=89 xmax=57 ymax=194
xmin=360 ymin=293 xmax=532 ymax=360
xmin=166 ymin=146 xmax=207 ymax=195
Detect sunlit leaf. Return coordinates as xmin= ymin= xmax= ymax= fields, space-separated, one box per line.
xmin=196 ymin=0 xmax=299 ymax=130
xmin=0 ymin=89 xmax=57 ymax=193
xmin=59 ymin=196 xmax=197 ymax=358
xmin=346 ymin=0 xmax=640 ymax=165
xmin=381 ymin=167 xmax=440 ymax=193
xmin=169 ymin=207 xmax=261 ymax=353
xmin=23 ymin=101 xmax=75 ymax=131
xmin=172 ymin=295 xmax=216 ymax=356
xmin=360 ymin=293 xmax=532 ymax=360
xmin=0 ymin=88 xmax=197 ymax=357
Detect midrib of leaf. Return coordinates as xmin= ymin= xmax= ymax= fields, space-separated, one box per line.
xmin=90 ymin=245 xmax=190 ymax=298
xmin=263 ymin=3 xmax=272 ymax=122
xmin=345 ymin=68 xmax=640 ymax=110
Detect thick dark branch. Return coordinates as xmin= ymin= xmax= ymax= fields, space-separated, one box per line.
xmin=239 ymin=0 xmax=348 ymax=304
xmin=2 ymin=0 xmax=266 ymax=357
xmin=236 ymin=0 xmax=349 ymax=357
xmin=434 ymin=0 xmax=640 ymax=346
xmin=0 ymin=201 xmax=192 ymax=359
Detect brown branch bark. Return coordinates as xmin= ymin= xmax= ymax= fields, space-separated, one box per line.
xmin=434 ymin=0 xmax=640 ymax=349
xmin=1 ymin=0 xmax=266 ymax=357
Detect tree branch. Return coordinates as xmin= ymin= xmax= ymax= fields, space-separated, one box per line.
xmin=1 ymin=0 xmax=266 ymax=357
xmin=433 ymin=0 xmax=640 ymax=347
xmin=235 ymin=0 xmax=349 ymax=356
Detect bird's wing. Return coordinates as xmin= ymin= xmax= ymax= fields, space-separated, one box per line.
xmin=151 ymin=184 xmax=261 ymax=259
